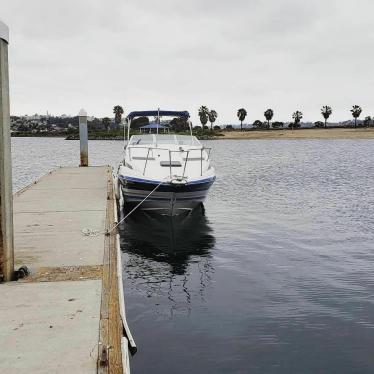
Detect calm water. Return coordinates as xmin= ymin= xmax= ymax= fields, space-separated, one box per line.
xmin=12 ymin=137 xmax=374 ymax=373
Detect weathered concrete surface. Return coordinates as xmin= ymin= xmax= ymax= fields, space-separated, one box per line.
xmin=14 ymin=167 xmax=107 ymax=268
xmin=0 ymin=166 xmax=113 ymax=373
xmin=14 ymin=210 xmax=105 ymax=268
xmin=0 ymin=280 xmax=101 ymax=374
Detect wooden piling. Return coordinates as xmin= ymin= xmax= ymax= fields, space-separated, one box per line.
xmin=79 ymin=108 xmax=89 ymax=167
xmin=0 ymin=20 xmax=14 ymax=282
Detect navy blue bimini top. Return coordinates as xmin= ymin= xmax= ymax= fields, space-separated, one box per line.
xmin=127 ymin=110 xmax=190 ymax=120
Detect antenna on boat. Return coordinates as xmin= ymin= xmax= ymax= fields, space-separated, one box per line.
xmin=188 ymin=119 xmax=193 ymax=144
xmin=127 ymin=117 xmax=131 ymax=144
xmin=123 ymin=117 xmax=126 ymax=142
xmin=157 ymin=107 xmax=160 ymax=136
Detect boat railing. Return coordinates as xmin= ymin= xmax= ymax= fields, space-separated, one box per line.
xmin=127 ymin=146 xmax=212 ymax=178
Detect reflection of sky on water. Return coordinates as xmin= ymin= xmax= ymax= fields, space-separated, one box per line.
xmin=119 ymin=208 xmax=216 ymax=318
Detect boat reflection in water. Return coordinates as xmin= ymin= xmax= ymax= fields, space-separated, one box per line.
xmin=118 ymin=206 xmax=215 ymax=317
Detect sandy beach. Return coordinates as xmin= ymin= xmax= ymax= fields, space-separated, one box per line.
xmin=221 ymin=127 xmax=374 ymax=140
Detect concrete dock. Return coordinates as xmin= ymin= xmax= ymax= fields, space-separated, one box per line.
xmin=0 ymin=166 xmax=131 ymax=373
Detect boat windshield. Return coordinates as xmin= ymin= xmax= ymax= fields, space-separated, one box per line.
xmin=129 ymin=135 xmax=154 ymax=145
xmin=129 ymin=134 xmax=201 ymax=147
xmin=176 ymin=135 xmax=199 ymax=146
xmin=154 ymin=135 xmax=177 ymax=145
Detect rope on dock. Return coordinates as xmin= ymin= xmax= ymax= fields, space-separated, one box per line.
xmin=81 ymin=228 xmax=100 ymax=237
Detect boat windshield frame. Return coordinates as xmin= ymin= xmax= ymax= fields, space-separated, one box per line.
xmin=125 ymin=109 xmax=193 ymax=145
xmin=126 ymin=143 xmax=212 ymax=178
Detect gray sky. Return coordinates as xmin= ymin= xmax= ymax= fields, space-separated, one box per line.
xmin=1 ymin=0 xmax=374 ymax=125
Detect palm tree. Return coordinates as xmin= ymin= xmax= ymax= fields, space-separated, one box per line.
xmin=237 ymin=108 xmax=247 ymax=131
xmin=264 ymin=109 xmax=274 ymax=129
xmin=321 ymin=105 xmax=332 ymax=128
xmin=198 ymin=106 xmax=209 ymax=130
xmin=113 ymin=105 xmax=124 ymax=126
xmin=291 ymin=110 xmax=303 ymax=130
xmin=208 ymin=110 xmax=218 ymax=130
xmin=351 ymin=105 xmax=362 ymax=127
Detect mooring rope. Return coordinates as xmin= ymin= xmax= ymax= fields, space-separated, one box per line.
xmin=82 ymin=176 xmax=171 ymax=237
xmin=106 ymin=177 xmax=170 ymax=235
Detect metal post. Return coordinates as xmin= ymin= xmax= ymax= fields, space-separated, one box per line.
xmin=157 ymin=107 xmax=160 ymax=136
xmin=182 ymin=150 xmax=189 ymax=178
xmin=78 ymin=109 xmax=88 ymax=167
xmin=169 ymin=150 xmax=172 ymax=178
xmin=143 ymin=148 xmax=150 ymax=175
xmin=123 ymin=118 xmax=127 ymax=142
xmin=200 ymin=148 xmax=203 ymax=176
xmin=127 ymin=118 xmax=131 ymax=144
xmin=0 ymin=20 xmax=14 ymax=281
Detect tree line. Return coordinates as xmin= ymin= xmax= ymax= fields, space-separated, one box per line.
xmin=197 ymin=105 xmax=373 ymax=131
xmin=249 ymin=105 xmax=370 ymax=130
xmin=107 ymin=104 xmax=373 ymax=133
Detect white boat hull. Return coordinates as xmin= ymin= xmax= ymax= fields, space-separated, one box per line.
xmin=119 ymin=176 xmax=214 ymax=216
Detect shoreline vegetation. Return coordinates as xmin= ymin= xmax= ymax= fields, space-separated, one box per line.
xmin=219 ymin=127 xmax=374 ymax=140
xmin=10 ymin=126 xmax=374 ymax=140
xmin=10 ymin=104 xmax=374 ymax=141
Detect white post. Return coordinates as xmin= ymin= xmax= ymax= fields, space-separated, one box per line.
xmin=78 ymin=109 xmax=88 ymax=167
xmin=0 ymin=20 xmax=14 ymax=281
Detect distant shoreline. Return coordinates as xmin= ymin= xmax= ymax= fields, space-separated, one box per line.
xmin=10 ymin=127 xmax=374 ymax=140
xmin=220 ymin=127 xmax=374 ymax=140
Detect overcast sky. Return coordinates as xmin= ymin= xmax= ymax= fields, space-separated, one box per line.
xmin=1 ymin=0 xmax=374 ymax=125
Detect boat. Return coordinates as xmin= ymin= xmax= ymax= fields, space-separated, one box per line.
xmin=117 ymin=110 xmax=216 ymax=216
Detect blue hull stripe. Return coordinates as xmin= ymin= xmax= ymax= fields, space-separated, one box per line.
xmin=119 ymin=175 xmax=215 ymax=185
xmin=124 ymin=195 xmax=204 ymax=202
